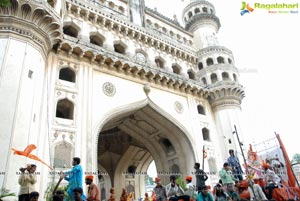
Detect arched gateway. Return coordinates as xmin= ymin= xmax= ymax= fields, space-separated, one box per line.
xmin=95 ymin=99 xmax=196 ymax=199
xmin=0 ymin=0 xmax=247 ymax=196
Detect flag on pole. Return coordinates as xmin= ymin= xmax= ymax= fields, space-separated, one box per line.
xmin=275 ymin=133 xmax=297 ymax=187
xmin=11 ymin=144 xmax=53 ymax=170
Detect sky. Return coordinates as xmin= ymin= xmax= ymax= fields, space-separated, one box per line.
xmin=144 ymin=0 xmax=300 ymax=176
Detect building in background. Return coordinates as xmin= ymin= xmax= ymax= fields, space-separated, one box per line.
xmin=292 ymin=164 xmax=300 ymax=184
xmin=0 ymin=0 xmax=245 ymax=199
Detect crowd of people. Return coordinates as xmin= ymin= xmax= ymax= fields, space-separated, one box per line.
xmin=151 ymin=149 xmax=299 ymax=201
xmin=17 ymin=157 xmax=100 ymax=201
xmin=16 ymin=150 xmax=298 ymax=201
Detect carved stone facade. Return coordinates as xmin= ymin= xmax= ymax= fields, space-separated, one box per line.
xmin=0 ymin=0 xmax=245 ymax=199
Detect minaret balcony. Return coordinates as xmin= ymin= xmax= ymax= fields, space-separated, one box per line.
xmin=185 ymin=13 xmax=220 ymax=32
xmin=197 ymin=64 xmax=238 ymax=77
xmin=197 ymin=46 xmax=233 ymax=57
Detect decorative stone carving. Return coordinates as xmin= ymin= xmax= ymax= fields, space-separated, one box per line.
xmin=174 ymin=101 xmax=183 ymax=113
xmin=143 ymin=84 xmax=151 ymax=96
xmin=0 ymin=0 xmax=62 ymax=58
xmin=102 ymin=82 xmax=116 ymax=97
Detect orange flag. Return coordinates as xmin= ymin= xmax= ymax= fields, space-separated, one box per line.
xmin=276 ymin=134 xmax=296 ymax=187
xmin=12 ymin=144 xmax=53 ymax=170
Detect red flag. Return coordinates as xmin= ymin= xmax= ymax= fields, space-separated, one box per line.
xmin=276 ymin=134 xmax=296 ymax=187
xmin=12 ymin=144 xmax=53 ymax=170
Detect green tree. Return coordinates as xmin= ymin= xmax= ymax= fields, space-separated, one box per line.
xmin=146 ymin=175 xmax=155 ymax=185
xmin=0 ymin=0 xmax=11 ymax=7
xmin=291 ymin=153 xmax=300 ymax=164
xmin=44 ymin=182 xmax=70 ymax=201
xmin=175 ymin=176 xmax=185 ymax=190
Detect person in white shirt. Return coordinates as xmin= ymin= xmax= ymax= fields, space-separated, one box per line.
xmin=262 ymin=163 xmax=281 ymax=199
xmin=184 ymin=176 xmax=195 ymax=199
xmin=247 ymin=179 xmax=267 ymax=201
xmin=18 ymin=164 xmax=37 ymax=201
xmin=165 ymin=175 xmax=189 ymax=201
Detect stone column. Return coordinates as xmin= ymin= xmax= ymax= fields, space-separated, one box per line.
xmin=0 ymin=0 xmax=61 ymax=193
xmin=209 ymin=87 xmax=245 ymax=162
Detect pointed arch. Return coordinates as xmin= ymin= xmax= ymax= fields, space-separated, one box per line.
xmin=198 ymin=62 xmax=203 ymax=70
xmin=217 ymin=56 xmax=225 ymax=64
xmin=187 ymin=69 xmax=196 ymax=80
xmin=201 ymin=77 xmax=207 ymax=85
xmin=20 ymin=4 xmax=32 ymax=20
xmin=197 ymin=105 xmax=205 ymax=115
xmin=210 ymin=73 xmax=218 ymax=84
xmin=53 ymin=141 xmax=73 ymax=168
xmin=155 ymin=56 xmax=165 ymax=68
xmin=172 ymin=64 xmax=182 ymax=75
xmin=93 ymin=98 xmax=197 ymax=179
xmin=222 ymin=72 xmax=230 ymax=81
xmin=206 ymin=58 xmax=214 ymax=66
xmin=59 ymin=67 xmax=76 ymax=83
xmin=56 ymin=99 xmax=74 ymax=120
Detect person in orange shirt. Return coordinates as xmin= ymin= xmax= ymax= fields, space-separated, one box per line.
xmin=85 ymin=175 xmax=100 ymax=201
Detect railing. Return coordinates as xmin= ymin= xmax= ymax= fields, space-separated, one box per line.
xmin=197 ymin=46 xmax=233 ymax=56
xmin=62 ymin=35 xmax=206 ymax=89
xmin=66 ymin=0 xmax=197 ymax=57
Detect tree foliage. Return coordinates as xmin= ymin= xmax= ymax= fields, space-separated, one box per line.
xmin=0 ymin=188 xmax=16 ymax=199
xmin=0 ymin=0 xmax=11 ymax=7
xmin=291 ymin=153 xmax=300 ymax=164
xmin=175 ymin=176 xmax=185 ymax=190
xmin=44 ymin=181 xmax=70 ymax=201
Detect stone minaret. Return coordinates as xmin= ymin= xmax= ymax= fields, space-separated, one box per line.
xmin=128 ymin=0 xmax=145 ymax=27
xmin=182 ymin=0 xmax=246 ymax=162
xmin=0 ymin=0 xmax=61 ymax=192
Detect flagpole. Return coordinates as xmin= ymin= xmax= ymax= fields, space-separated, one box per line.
xmin=275 ymin=132 xmax=300 ymax=188
xmin=202 ymin=145 xmax=205 ymax=171
xmin=233 ymin=125 xmax=257 ymax=200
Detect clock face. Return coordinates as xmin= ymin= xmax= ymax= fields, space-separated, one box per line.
xmin=136 ymin=52 xmax=146 ymax=63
